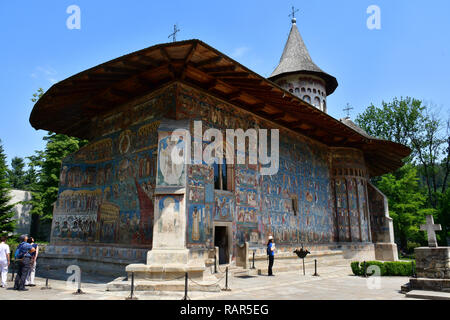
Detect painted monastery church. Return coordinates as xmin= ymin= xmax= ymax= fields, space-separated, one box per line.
xmin=30 ymin=17 xmax=410 ymax=275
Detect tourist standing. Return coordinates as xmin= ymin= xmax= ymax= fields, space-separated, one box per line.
xmin=13 ymin=235 xmax=35 ymax=291
xmin=25 ymin=237 xmax=38 ymax=286
xmin=0 ymin=236 xmax=10 ymax=288
xmin=267 ymin=236 xmax=275 ymax=276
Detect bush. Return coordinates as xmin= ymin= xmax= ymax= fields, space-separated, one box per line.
xmin=350 ymin=260 xmax=415 ymax=277
xmin=351 ymin=262 xmax=360 ymax=276
xmin=384 ymin=261 xmax=415 ymax=276
xmin=365 ymin=261 xmax=387 ymax=276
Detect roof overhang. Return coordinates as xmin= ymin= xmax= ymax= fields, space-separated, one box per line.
xmin=29 ymin=39 xmax=410 ymax=177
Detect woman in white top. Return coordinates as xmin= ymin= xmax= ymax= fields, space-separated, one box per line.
xmin=0 ymin=236 xmax=10 ymax=288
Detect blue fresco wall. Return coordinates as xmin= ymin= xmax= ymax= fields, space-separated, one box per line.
xmin=331 ymin=148 xmax=371 ymax=243
xmin=51 ymin=86 xmax=176 ymax=249
xmin=178 ymin=83 xmax=340 ymax=250
xmin=50 ymin=82 xmax=373 ymax=262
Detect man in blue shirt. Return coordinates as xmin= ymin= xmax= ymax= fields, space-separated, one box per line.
xmin=13 ymin=235 xmax=36 ymax=291
xmin=267 ymin=236 xmax=275 ymax=276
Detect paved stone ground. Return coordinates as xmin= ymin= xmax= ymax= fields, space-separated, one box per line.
xmin=0 ymin=264 xmax=418 ymax=300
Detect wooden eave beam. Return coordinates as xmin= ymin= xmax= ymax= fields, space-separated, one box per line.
xmin=137 ymin=55 xmax=161 ymax=67
xmin=159 ymin=47 xmax=172 ymax=62
xmin=271 ymin=112 xmax=286 ymax=120
xmin=184 ymin=43 xmax=198 ymax=63
xmin=194 ymin=56 xmax=223 ymax=68
xmin=201 ymin=65 xmax=237 ymax=73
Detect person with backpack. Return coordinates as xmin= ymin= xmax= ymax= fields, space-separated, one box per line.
xmin=0 ymin=236 xmax=10 ymax=288
xmin=267 ymin=235 xmax=275 ymax=276
xmin=25 ymin=237 xmax=38 ymax=287
xmin=13 ymin=235 xmax=36 ymax=291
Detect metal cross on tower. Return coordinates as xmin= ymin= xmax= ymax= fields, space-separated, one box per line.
xmin=289 ymin=6 xmax=300 ymax=20
xmin=343 ymin=103 xmax=354 ymax=118
xmin=168 ymin=24 xmax=180 ymax=42
xmin=420 ymin=215 xmax=442 ymax=247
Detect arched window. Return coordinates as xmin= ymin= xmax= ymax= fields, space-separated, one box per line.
xmin=313 ymin=89 xmax=317 ymax=94
xmin=303 ymin=95 xmax=311 ymax=103
xmin=322 ymin=100 xmax=327 ymax=113
xmin=307 ymin=88 xmax=312 ymax=93
xmin=314 ymin=97 xmax=321 ymax=108
xmin=289 ymin=89 xmax=293 ymax=93
xmin=294 ymin=87 xmax=300 ymax=94
xmin=301 ymin=87 xmax=306 ymax=93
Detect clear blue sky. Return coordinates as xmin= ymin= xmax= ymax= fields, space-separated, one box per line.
xmin=0 ymin=0 xmax=449 ymax=167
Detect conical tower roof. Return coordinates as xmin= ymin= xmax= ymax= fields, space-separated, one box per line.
xmin=269 ymin=18 xmax=338 ymax=95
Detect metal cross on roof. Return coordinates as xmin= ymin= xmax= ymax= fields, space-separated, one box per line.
xmin=343 ymin=103 xmax=354 ymax=118
xmin=289 ymin=6 xmax=299 ymax=19
xmin=168 ymin=24 xmax=180 ymax=42
xmin=420 ymin=215 xmax=442 ymax=248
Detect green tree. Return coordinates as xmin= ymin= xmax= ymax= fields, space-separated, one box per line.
xmin=356 ymin=97 xmax=449 ymax=249
xmin=7 ymin=156 xmax=26 ymax=190
xmin=29 ymin=133 xmax=87 ymax=219
xmin=23 ymin=164 xmax=38 ymax=191
xmin=436 ymin=189 xmax=450 ymax=245
xmin=356 ymin=97 xmax=449 ymax=208
xmin=377 ymin=165 xmax=430 ymax=250
xmin=0 ymin=140 xmax=15 ymax=236
xmin=355 ymin=97 xmax=424 ymax=159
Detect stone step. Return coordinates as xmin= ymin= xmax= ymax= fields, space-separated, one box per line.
xmin=255 ymin=257 xmax=350 ymax=275
xmin=210 ymin=250 xmax=351 ymax=278
xmin=228 ymin=258 xmax=351 ymax=276
xmin=107 ymin=277 xmax=221 ymax=292
xmin=254 ymin=256 xmax=349 ymax=267
xmin=405 ymin=290 xmax=450 ymax=300
xmin=226 ymin=249 xmax=352 ymax=276
xmin=251 ymin=250 xmax=344 ymax=262
xmin=251 ymin=258 xmax=348 ymax=270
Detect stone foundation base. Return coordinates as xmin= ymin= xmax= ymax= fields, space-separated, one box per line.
xmin=405 ymin=290 xmax=450 ymax=300
xmin=109 ymin=263 xmax=220 ymax=292
xmin=126 ymin=263 xmax=206 ymax=280
xmin=147 ymin=249 xmax=189 ymax=265
xmin=402 ymin=247 xmax=450 ymax=295
xmin=415 ymin=247 xmax=450 ymax=279
xmin=403 ymin=278 xmax=450 ymax=293
xmin=37 ymin=256 xmax=129 ymax=277
xmin=340 ymin=243 xmax=376 ymax=261
xmin=374 ymin=243 xmax=398 ymax=261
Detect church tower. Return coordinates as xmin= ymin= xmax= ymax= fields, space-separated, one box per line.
xmin=269 ymin=15 xmax=338 ymax=113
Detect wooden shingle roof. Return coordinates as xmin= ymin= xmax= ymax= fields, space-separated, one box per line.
xmin=29 ymin=39 xmax=410 ymax=176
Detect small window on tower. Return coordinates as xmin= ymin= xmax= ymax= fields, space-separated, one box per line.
xmin=303 ymin=95 xmax=311 ymax=103
xmin=314 ymin=97 xmax=321 ymax=108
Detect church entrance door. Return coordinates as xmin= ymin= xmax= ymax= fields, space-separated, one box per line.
xmin=214 ymin=226 xmax=229 ymax=264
